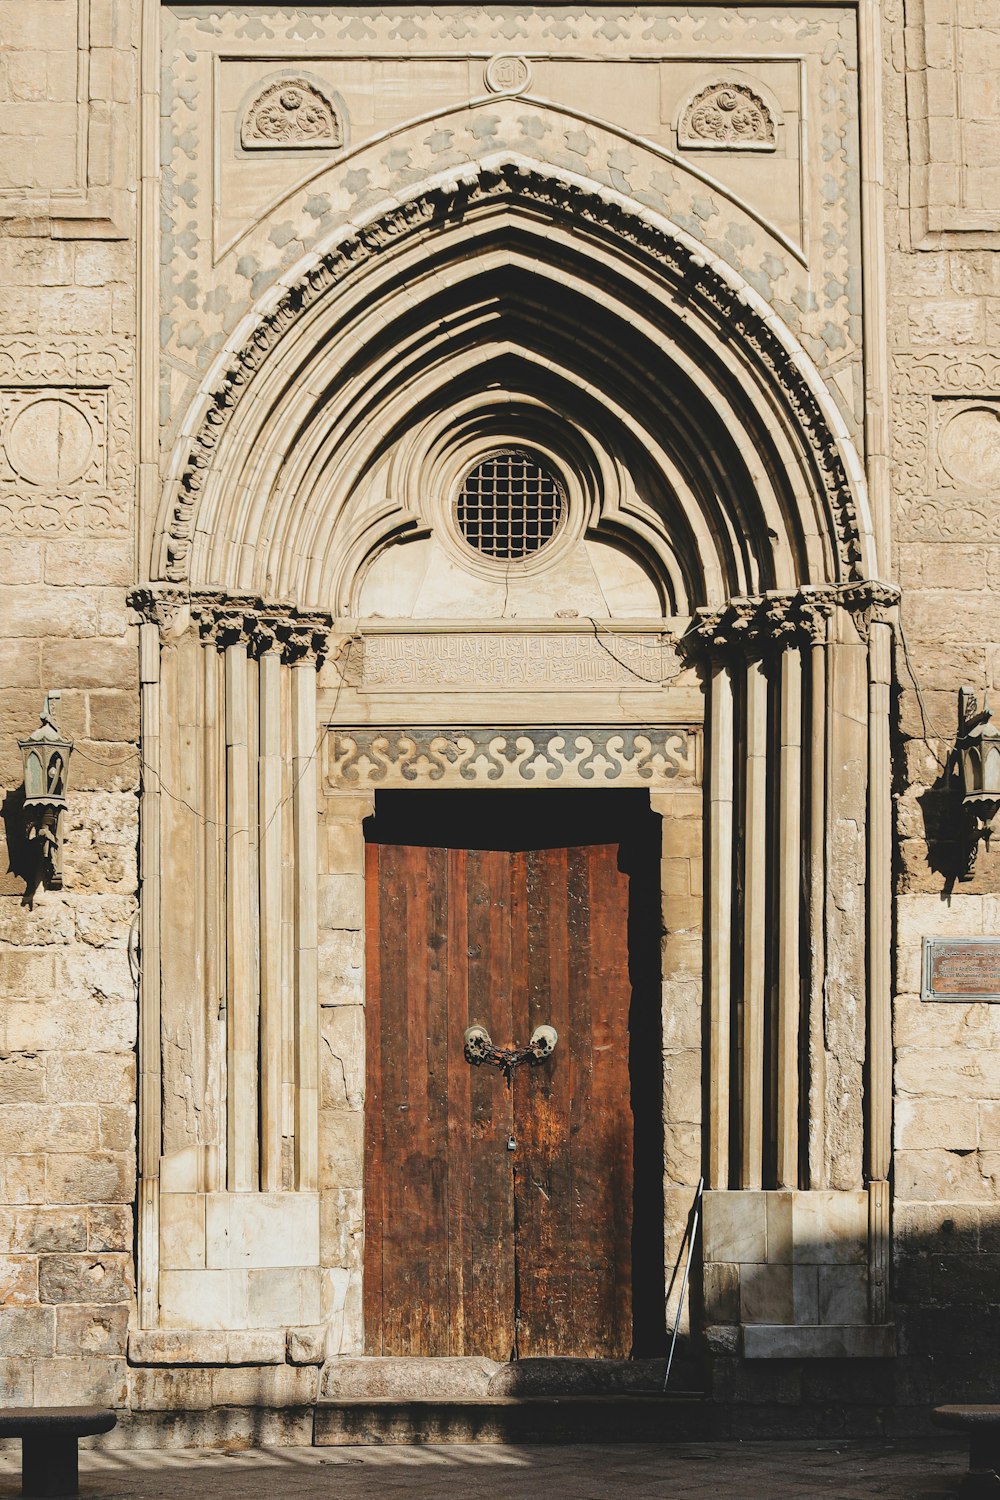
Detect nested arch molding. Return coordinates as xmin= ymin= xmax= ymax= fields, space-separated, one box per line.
xmin=153 ymin=156 xmax=876 ymax=606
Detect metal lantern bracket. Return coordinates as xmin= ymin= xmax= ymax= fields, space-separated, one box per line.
xmin=17 ymin=692 xmax=74 ymax=891
xmin=956 ymin=686 xmax=1000 ymax=877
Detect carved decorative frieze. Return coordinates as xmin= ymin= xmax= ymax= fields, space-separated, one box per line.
xmin=325 ymin=726 xmax=700 ymax=790
xmin=241 ymin=78 xmax=343 ymax=151
xmin=344 ymin=631 xmax=682 ymax=690
xmin=678 ymin=82 xmax=776 ymax=151
xmin=164 ymin=162 xmax=863 ymax=586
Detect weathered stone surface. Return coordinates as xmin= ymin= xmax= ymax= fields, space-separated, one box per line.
xmin=38 ymin=1251 xmax=133 ymax=1304
xmin=55 ymin=1303 xmax=130 ymax=1356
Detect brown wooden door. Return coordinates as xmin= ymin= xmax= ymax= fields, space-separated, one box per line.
xmin=363 ymin=790 xmax=664 ymax=1361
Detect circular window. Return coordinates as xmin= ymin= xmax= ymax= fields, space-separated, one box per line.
xmin=455 ymin=448 xmax=566 ymax=561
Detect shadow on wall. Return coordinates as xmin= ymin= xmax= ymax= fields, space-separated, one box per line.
xmin=0 ymin=783 xmax=42 ymax=907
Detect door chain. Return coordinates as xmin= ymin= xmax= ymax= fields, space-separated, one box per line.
xmin=463 ymin=1023 xmax=558 ymax=1085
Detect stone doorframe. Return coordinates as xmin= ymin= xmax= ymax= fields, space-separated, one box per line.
xmin=319 ymin=722 xmax=706 ymax=1355
xmin=128 ymin=587 xmax=900 ymax=1372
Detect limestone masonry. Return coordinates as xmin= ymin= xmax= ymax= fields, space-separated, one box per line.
xmin=1 ymin=0 xmax=1000 ymax=1441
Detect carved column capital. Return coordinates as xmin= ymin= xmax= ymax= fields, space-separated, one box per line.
xmin=281 ymin=614 xmax=334 ymax=667
xmin=684 ymin=588 xmax=836 ymax=663
xmin=831 ymin=581 xmax=900 ymax=643
xmin=186 ymin=593 xmax=333 ymax=664
xmin=128 ymin=586 xmax=191 ymax=642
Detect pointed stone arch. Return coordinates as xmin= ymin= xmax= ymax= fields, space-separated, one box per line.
xmin=153 ymin=155 xmax=875 ymax=603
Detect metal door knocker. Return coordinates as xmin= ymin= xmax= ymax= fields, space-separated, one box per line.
xmin=463 ymin=1023 xmax=558 ymax=1082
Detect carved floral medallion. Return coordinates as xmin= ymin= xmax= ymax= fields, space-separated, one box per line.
xmin=678 ymin=82 xmax=776 ymax=151
xmin=241 ymin=78 xmax=343 ymax=151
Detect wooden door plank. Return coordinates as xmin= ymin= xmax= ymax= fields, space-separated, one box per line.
xmin=363 ymin=841 xmax=383 ymax=1353
xmin=587 ymin=838 xmax=633 ymax=1356
xmin=514 ymin=830 xmax=637 ymax=1359
xmin=447 ymin=846 xmax=471 ymax=1356
xmin=424 ymin=843 xmax=451 ymax=1355
xmin=466 ymin=846 xmax=516 ymax=1361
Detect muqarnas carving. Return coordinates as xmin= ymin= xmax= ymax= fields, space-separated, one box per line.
xmin=241 ymin=77 xmax=343 ymax=151
xmin=678 ymin=82 xmax=776 ymax=151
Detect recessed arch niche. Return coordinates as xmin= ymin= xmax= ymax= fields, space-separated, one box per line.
xmin=137 ymin=160 xmax=894 ymax=1364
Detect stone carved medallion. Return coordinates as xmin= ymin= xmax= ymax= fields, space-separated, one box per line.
xmin=0 ymin=390 xmax=105 ymax=489
xmin=678 ymin=82 xmax=776 ymax=151
xmin=484 ymin=54 xmax=532 ymax=96
xmin=241 ymin=78 xmax=343 ymax=151
xmin=937 ymin=403 xmax=1000 ymax=491
xmin=325 ymin=727 xmax=700 ymax=790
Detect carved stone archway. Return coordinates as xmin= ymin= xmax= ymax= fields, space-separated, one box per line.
xmin=133 ymin=157 xmax=895 ymax=1373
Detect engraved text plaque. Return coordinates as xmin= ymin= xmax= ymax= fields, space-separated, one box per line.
xmin=922 ymin=938 xmax=1000 ymax=1001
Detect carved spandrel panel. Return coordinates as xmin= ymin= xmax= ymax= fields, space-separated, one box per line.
xmin=345 ymin=632 xmax=684 ymax=691
xmin=325 ymin=727 xmax=701 ymax=790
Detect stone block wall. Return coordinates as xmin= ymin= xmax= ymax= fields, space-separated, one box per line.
xmin=0 ymin=0 xmax=999 ymax=1437
xmin=0 ymin=0 xmax=138 ymax=1411
xmin=886 ymin=0 xmax=1000 ymax=1428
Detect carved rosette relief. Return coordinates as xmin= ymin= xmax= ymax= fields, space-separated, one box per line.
xmin=678 ymin=82 xmax=776 ymax=151
xmin=241 ymin=78 xmax=343 ymax=151
xmin=325 ymin=727 xmax=700 ymax=790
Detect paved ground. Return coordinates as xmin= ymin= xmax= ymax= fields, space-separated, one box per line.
xmin=0 ymin=1440 xmax=969 ymax=1499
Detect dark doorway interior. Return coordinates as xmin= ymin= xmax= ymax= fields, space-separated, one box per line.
xmin=363 ymin=789 xmax=665 ymax=1362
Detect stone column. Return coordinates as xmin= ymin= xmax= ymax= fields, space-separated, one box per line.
xmin=740 ymin=654 xmax=768 ymax=1190
xmin=257 ymin=634 xmax=284 ymax=1191
xmin=224 ymin=630 xmax=259 ymax=1192
xmin=805 ymin=614 xmax=830 ymax=1191
xmin=291 ymin=646 xmax=320 ymax=1193
xmin=706 ymin=662 xmax=734 ymax=1190
xmin=138 ymin=619 xmax=162 ymax=1328
xmin=776 ymin=645 xmax=803 ymax=1189
xmin=866 ymin=609 xmax=895 ymax=1323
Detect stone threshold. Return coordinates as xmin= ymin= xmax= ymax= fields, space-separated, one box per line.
xmin=128 ymin=1329 xmax=325 ymax=1367
xmin=313 ymin=1395 xmax=721 ymax=1446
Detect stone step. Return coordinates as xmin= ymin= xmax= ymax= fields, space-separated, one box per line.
xmin=313 ymin=1394 xmax=721 ymax=1446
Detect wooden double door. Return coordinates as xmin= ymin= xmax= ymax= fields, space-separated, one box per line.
xmin=363 ymin=789 xmax=665 ymax=1362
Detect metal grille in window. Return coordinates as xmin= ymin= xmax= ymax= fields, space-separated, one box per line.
xmin=456 ymin=449 xmax=565 ymax=560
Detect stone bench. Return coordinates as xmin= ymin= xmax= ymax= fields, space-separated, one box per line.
xmin=933 ymin=1406 xmax=1000 ymax=1498
xmin=0 ymin=1407 xmax=117 ymax=1498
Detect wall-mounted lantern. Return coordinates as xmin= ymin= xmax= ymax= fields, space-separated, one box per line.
xmin=18 ymin=692 xmax=73 ymax=890
xmin=956 ymin=686 xmax=1000 ymax=874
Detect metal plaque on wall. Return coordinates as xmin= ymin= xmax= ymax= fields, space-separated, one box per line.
xmin=922 ymin=937 xmax=1000 ymax=1001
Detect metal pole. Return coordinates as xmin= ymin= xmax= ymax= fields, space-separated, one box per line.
xmin=664 ymin=1176 xmax=704 ymax=1392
